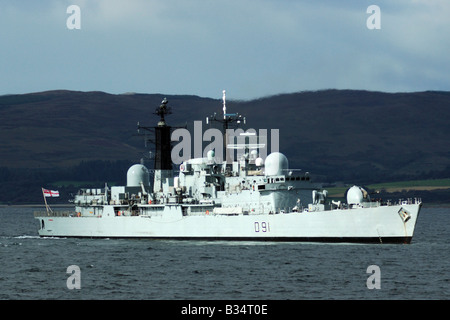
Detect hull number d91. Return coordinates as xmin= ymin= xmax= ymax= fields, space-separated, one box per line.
xmin=254 ymin=221 xmax=270 ymax=233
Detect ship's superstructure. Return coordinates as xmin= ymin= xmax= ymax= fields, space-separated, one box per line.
xmin=34 ymin=93 xmax=422 ymax=243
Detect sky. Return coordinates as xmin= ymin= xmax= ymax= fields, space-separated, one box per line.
xmin=1 ymin=0 xmax=449 ymax=100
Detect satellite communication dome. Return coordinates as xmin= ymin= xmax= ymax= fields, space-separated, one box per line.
xmin=255 ymin=157 xmax=264 ymax=167
xmin=346 ymin=186 xmax=370 ymax=205
xmin=127 ymin=164 xmax=150 ymax=187
xmin=264 ymin=152 xmax=288 ymax=176
xmin=206 ymin=150 xmax=215 ymax=161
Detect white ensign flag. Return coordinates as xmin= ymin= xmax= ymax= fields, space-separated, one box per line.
xmin=43 ymin=189 xmax=59 ymax=197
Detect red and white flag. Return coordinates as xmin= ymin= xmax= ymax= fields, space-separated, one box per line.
xmin=43 ymin=189 xmax=59 ymax=197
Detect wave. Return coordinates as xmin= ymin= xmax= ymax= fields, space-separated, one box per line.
xmin=10 ymin=235 xmax=67 ymax=240
xmin=14 ymin=235 xmax=41 ymax=239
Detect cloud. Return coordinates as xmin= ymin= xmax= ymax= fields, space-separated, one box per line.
xmin=0 ymin=0 xmax=449 ymax=98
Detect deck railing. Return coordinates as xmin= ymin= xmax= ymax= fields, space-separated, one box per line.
xmin=33 ymin=211 xmax=73 ymax=217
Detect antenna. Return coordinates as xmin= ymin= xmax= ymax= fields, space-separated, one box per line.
xmin=155 ymin=97 xmax=171 ymax=127
xmin=222 ymin=90 xmax=226 ymax=119
xmin=206 ymin=90 xmax=246 ymax=163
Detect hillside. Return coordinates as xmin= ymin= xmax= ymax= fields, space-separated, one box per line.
xmin=1 ymin=89 xmax=450 ymax=203
xmin=0 ymin=90 xmax=215 ymax=168
xmin=240 ymin=90 xmax=450 ymax=182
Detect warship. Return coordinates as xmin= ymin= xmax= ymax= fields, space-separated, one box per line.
xmin=34 ymin=91 xmax=421 ymax=243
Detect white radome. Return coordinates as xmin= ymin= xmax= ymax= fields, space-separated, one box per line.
xmin=127 ymin=164 xmax=150 ymax=187
xmin=346 ymin=185 xmax=369 ymax=205
xmin=264 ymin=152 xmax=289 ymax=176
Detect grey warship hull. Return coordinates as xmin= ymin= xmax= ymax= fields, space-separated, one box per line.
xmin=35 ymin=199 xmax=421 ymax=244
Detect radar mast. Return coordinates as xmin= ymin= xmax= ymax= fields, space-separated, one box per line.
xmin=206 ymin=90 xmax=246 ymax=163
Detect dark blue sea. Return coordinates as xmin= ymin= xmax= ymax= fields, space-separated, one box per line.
xmin=1 ymin=206 xmax=449 ymax=302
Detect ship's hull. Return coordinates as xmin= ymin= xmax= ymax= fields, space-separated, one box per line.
xmin=35 ymin=203 xmax=421 ymax=244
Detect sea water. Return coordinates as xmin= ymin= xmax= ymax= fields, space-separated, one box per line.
xmin=0 ymin=206 xmax=449 ymax=300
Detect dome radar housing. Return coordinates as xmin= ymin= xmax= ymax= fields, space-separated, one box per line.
xmin=264 ymin=152 xmax=289 ymax=176
xmin=346 ymin=185 xmax=370 ymax=206
xmin=127 ymin=164 xmax=150 ymax=187
xmin=255 ymin=157 xmax=264 ymax=167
